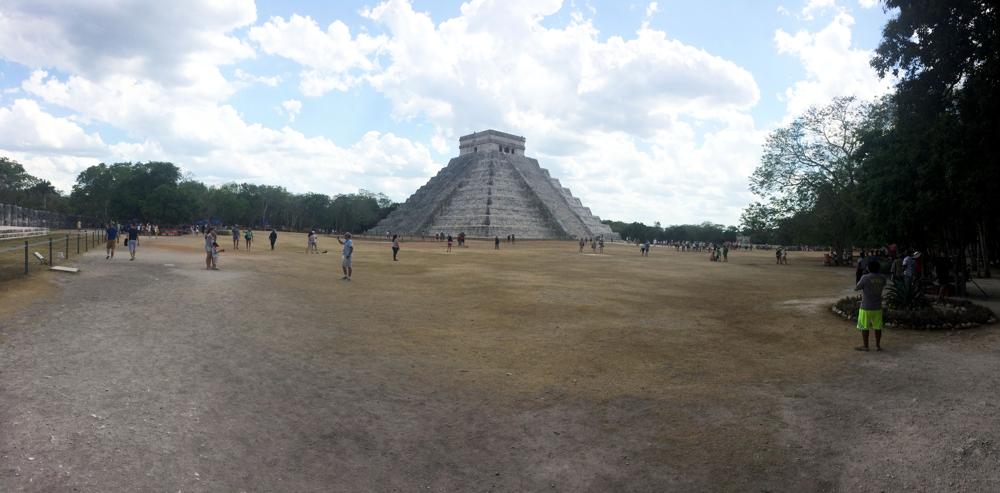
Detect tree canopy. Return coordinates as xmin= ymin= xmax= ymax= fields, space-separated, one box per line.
xmin=58 ymin=160 xmax=399 ymax=232
xmin=0 ymin=157 xmax=67 ymax=211
xmin=742 ymin=0 xmax=999 ymax=274
xmin=603 ymin=220 xmax=738 ymax=244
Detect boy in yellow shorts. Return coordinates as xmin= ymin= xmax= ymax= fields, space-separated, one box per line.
xmin=855 ymin=260 xmax=887 ymax=351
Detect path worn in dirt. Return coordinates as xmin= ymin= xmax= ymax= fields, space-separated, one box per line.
xmin=1 ymin=236 xmax=998 ymax=492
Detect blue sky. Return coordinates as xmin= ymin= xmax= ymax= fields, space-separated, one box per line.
xmin=0 ymin=0 xmax=894 ymax=225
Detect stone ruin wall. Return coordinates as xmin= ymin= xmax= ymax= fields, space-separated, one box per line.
xmin=0 ymin=203 xmax=96 ymax=229
xmin=459 ymin=130 xmax=526 ymax=156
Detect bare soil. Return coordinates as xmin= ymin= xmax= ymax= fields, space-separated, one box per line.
xmin=1 ymin=234 xmax=998 ymax=492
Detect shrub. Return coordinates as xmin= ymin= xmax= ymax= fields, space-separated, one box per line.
xmin=885 ymin=279 xmax=928 ymax=310
xmin=832 ymin=296 xmax=996 ymax=330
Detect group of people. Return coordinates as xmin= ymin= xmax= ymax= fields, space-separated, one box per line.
xmin=710 ymin=244 xmax=729 ymax=262
xmin=578 ymin=236 xmax=605 ymax=253
xmin=774 ymin=247 xmax=788 ymax=264
xmin=103 ymin=222 xmax=145 ymax=261
xmin=852 ymin=246 xmax=956 ymax=352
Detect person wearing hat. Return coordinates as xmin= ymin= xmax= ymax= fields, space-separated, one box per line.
xmin=337 ymin=233 xmax=354 ymax=280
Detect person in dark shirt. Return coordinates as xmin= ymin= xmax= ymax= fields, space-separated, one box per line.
xmin=494 ymin=236 xmax=500 ymax=250
xmin=127 ymin=223 xmax=140 ymax=261
xmin=269 ymin=229 xmax=278 ymax=250
xmin=105 ymin=223 xmax=118 ymax=260
xmin=855 ymin=260 xmax=887 ymax=351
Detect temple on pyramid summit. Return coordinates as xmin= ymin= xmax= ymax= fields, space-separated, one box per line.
xmin=371 ymin=130 xmax=617 ymax=239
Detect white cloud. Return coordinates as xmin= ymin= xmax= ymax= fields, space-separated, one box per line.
xmin=234 ymin=68 xmax=282 ymax=87
xmin=645 ymin=2 xmax=659 ymax=19
xmin=0 ymin=0 xmax=256 ymax=101
xmin=248 ymin=14 xmax=383 ymax=96
xmin=857 ymin=0 xmax=878 ymax=8
xmin=354 ymin=0 xmax=762 ymax=223
xmin=775 ymin=12 xmax=893 ymax=120
xmin=0 ymin=0 xmax=782 ymax=225
xmin=801 ymin=0 xmax=838 ymax=20
xmin=0 ymin=98 xmax=108 ymax=191
xmin=281 ymin=99 xmax=302 ymax=122
xmin=1 ymin=0 xmax=437 ymax=200
xmin=0 ymin=98 xmax=105 ymax=154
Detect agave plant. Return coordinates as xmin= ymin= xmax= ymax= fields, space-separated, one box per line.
xmin=885 ymin=279 xmax=928 ymax=310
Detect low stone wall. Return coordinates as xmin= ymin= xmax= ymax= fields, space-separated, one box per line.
xmin=0 ymin=203 xmax=94 ymax=229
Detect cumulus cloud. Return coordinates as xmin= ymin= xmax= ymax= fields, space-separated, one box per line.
xmin=353 ymin=0 xmax=763 ymax=223
xmin=2 ymin=0 xmax=895 ymax=225
xmin=2 ymin=0 xmax=773 ymax=224
xmin=857 ymin=0 xmax=879 ymax=8
xmin=801 ymin=0 xmax=838 ymax=20
xmin=0 ymin=0 xmax=256 ymax=100
xmin=234 ymin=68 xmax=282 ymax=87
xmin=281 ymin=99 xmax=302 ymax=122
xmin=1 ymin=1 xmax=437 ymax=198
xmin=248 ymin=14 xmax=384 ymax=96
xmin=775 ymin=11 xmax=893 ymax=120
xmin=645 ymin=2 xmax=659 ymax=19
xmin=0 ymin=98 xmax=105 ymax=154
xmin=0 ymin=98 xmax=107 ymax=190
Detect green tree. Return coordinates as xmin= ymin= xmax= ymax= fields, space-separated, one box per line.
xmin=870 ymin=0 xmax=999 ymax=276
xmin=746 ymin=97 xmax=874 ymax=251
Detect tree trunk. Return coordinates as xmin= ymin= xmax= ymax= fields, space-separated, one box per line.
xmin=978 ymin=222 xmax=991 ymax=278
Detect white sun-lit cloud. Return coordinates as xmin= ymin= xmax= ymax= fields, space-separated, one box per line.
xmin=801 ymin=0 xmax=838 ymax=20
xmin=234 ymin=68 xmax=282 ymax=87
xmin=281 ymin=99 xmax=302 ymax=122
xmin=0 ymin=0 xmax=894 ymax=225
xmin=775 ymin=11 xmax=894 ymax=121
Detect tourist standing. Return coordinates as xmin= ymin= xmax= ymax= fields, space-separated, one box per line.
xmin=204 ymin=227 xmax=218 ymax=270
xmin=495 ymin=236 xmax=500 ymax=250
xmin=579 ymin=237 xmax=585 ymax=253
xmin=723 ymin=244 xmax=729 ymax=262
xmin=244 ymin=228 xmax=253 ymax=251
xmin=392 ymin=234 xmax=400 ymax=261
xmin=337 ymin=233 xmax=354 ymax=280
xmin=127 ymin=222 xmax=140 ymax=261
xmin=231 ymin=227 xmax=240 ymax=250
xmin=598 ymin=237 xmax=604 ymax=254
xmin=105 ymin=223 xmax=118 ymax=260
xmin=307 ymin=230 xmax=318 ymax=253
xmin=447 ymin=234 xmax=453 ymax=252
xmin=855 ymin=260 xmax=887 ymax=351
xmin=269 ymin=229 xmax=278 ymax=250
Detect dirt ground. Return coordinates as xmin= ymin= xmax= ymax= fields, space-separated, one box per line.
xmin=1 ymin=233 xmax=998 ymax=492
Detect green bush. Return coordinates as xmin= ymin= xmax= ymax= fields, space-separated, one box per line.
xmin=885 ymin=279 xmax=928 ymax=310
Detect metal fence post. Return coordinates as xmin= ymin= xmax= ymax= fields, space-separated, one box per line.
xmin=65 ymin=234 xmax=70 ymax=260
xmin=48 ymin=237 xmax=53 ymax=266
xmin=77 ymin=233 xmax=80 ymax=254
xmin=24 ymin=240 xmax=29 ymax=275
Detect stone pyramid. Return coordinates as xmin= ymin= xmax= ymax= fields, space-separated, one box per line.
xmin=372 ymin=130 xmax=616 ymax=239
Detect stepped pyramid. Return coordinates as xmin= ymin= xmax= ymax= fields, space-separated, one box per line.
xmin=372 ymin=130 xmax=617 ymax=239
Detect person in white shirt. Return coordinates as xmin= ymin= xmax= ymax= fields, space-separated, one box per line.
xmin=337 ymin=233 xmax=354 ymax=280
